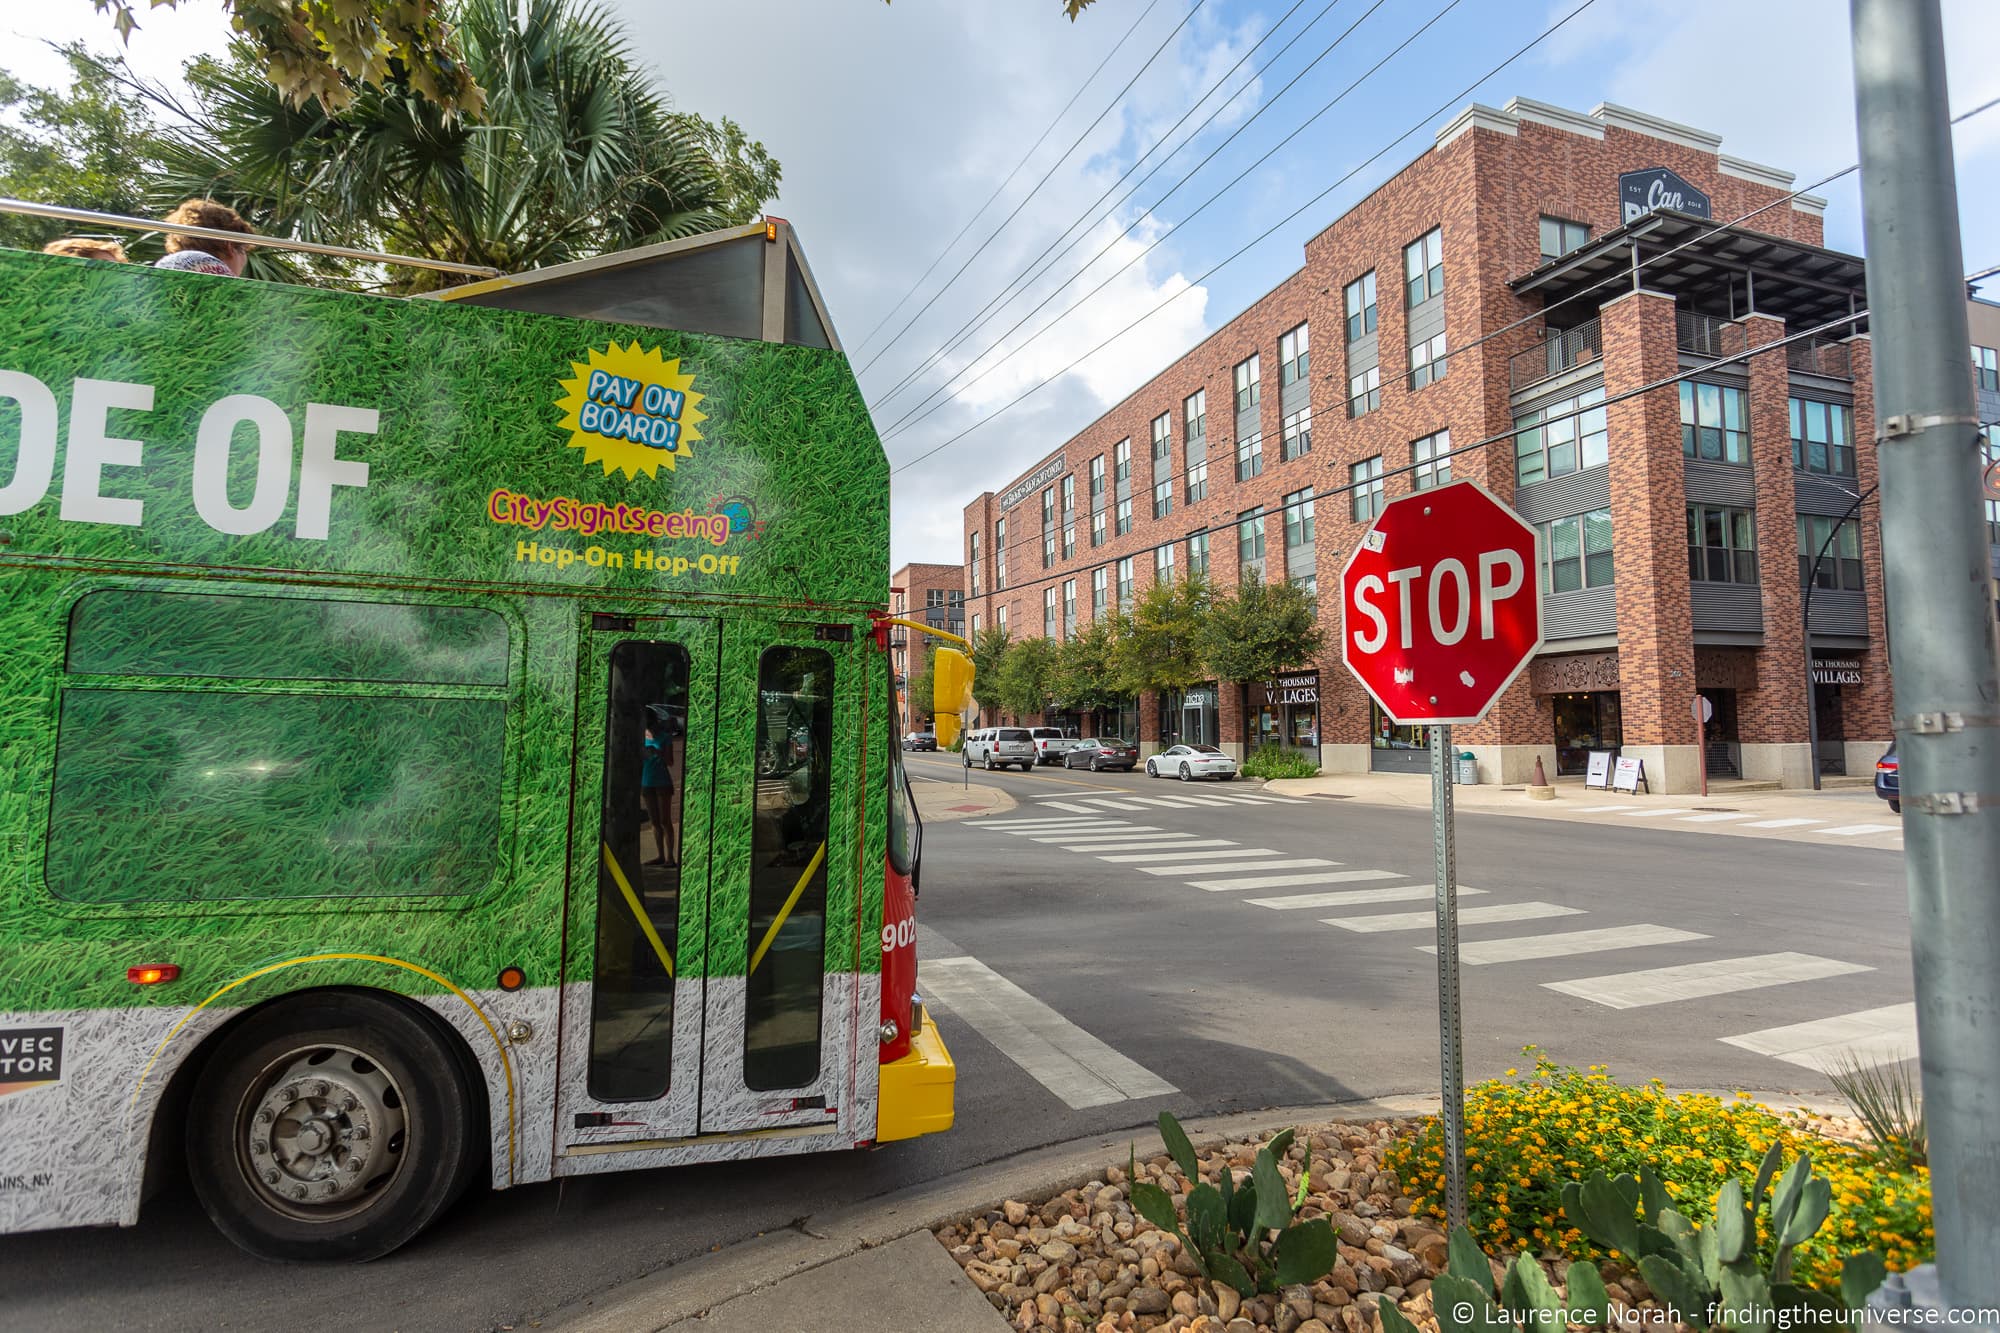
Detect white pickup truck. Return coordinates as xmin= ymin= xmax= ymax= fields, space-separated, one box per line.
xmin=1028 ymin=727 xmax=1089 ymax=766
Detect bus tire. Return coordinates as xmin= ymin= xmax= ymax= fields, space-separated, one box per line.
xmin=185 ymin=990 xmax=476 ymax=1262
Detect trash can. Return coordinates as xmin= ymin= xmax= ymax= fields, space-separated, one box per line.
xmin=1455 ymin=751 xmax=1479 ymax=785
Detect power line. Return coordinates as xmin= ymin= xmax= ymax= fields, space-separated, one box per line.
xmin=866 ymin=0 xmax=1359 ymax=414
xmin=856 ymin=0 xmax=1213 ymax=378
xmin=849 ymin=0 xmax=1173 ymax=360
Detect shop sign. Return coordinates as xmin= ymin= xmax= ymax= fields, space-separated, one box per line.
xmin=1184 ymin=686 xmax=1217 ymax=708
xmin=1811 ymin=657 xmax=1863 ymax=686
xmin=1612 ymin=755 xmax=1649 ymax=793
xmin=999 ymin=454 xmax=1065 ymax=512
xmin=1619 ymin=167 xmax=1711 ymax=225
xmin=1585 ymin=751 xmax=1614 ymax=790
xmin=1262 ymin=670 xmax=1320 ymax=705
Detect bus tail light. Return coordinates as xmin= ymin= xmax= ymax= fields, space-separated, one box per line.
xmin=127 ymin=964 xmax=180 ymax=985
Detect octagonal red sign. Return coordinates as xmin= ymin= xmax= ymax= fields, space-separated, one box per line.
xmin=1339 ymin=479 xmax=1543 ymax=725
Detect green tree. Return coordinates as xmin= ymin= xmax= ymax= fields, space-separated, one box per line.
xmin=1204 ymin=573 xmax=1327 ymax=738
xmin=1114 ymin=574 xmax=1212 ymax=699
xmin=1050 ymin=615 xmax=1125 ymax=732
xmin=0 ymin=46 xmax=172 ymax=254
xmin=90 ymin=0 xmax=485 ymax=117
xmin=994 ymin=636 xmax=1059 ymax=720
xmin=149 ymin=0 xmax=780 ymax=287
xmin=905 ymin=655 xmax=937 ymax=728
xmin=968 ymin=625 xmax=1012 ymax=720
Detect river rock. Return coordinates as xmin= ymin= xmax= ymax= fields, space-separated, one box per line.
xmin=1005 ymin=1201 xmax=1030 ymax=1226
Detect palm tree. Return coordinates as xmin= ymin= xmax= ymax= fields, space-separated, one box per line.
xmin=145 ymin=0 xmax=776 ymax=289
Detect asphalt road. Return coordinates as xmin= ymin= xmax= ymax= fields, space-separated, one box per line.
xmin=0 ymin=758 xmax=1912 ymax=1332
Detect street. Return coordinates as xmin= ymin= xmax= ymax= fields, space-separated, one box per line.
xmin=0 ymin=765 xmax=1913 ymax=1333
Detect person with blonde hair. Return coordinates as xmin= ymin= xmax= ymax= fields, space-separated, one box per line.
xmin=154 ymin=198 xmax=255 ymax=276
xmin=42 ymin=237 xmax=128 ymax=262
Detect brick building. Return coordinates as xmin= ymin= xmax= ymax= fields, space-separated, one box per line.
xmin=958 ymin=97 xmax=2000 ymax=793
xmin=889 ymin=562 xmax=966 ymax=734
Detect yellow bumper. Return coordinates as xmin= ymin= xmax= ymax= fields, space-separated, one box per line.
xmin=876 ymin=1010 xmax=956 ymax=1142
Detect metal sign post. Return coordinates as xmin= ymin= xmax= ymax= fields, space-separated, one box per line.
xmin=1693 ymin=694 xmax=1713 ymax=797
xmin=1428 ymin=722 xmax=1467 ymax=1231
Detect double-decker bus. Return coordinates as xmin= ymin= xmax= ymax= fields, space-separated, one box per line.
xmin=0 ymin=214 xmax=955 ymax=1260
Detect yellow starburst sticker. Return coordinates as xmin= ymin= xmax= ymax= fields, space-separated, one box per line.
xmin=555 ymin=341 xmax=708 ymax=479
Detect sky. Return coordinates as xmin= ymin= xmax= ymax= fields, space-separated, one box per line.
xmin=10 ymin=0 xmax=1998 ymax=570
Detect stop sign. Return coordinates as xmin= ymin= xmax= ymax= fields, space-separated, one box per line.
xmin=1340 ymin=480 xmax=1542 ymax=724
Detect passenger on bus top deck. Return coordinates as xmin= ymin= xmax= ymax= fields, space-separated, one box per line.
xmin=42 ymin=236 xmax=127 ymax=262
xmin=152 ymin=198 xmax=255 ymax=277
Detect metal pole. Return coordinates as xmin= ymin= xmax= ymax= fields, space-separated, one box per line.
xmin=1429 ymin=722 xmax=1467 ymax=1233
xmin=1852 ymin=0 xmax=2000 ymax=1319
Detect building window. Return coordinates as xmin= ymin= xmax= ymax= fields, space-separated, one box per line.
xmin=1798 ymin=515 xmax=1864 ymax=591
xmin=1538 ymin=215 xmax=1590 ymax=262
xmin=1188 ymin=531 xmax=1210 ymax=579
xmin=926 ymin=588 xmax=948 ymax=608
xmin=1689 ymin=505 xmax=1759 ymax=584
xmin=1789 ymin=398 xmax=1855 ymax=477
xmin=1279 ymin=324 xmax=1309 ymax=386
xmin=1114 ymin=438 xmax=1131 ymax=485
xmin=1345 ymin=272 xmax=1377 ymax=342
xmin=1044 ymin=586 xmax=1058 ymax=638
xmin=1063 ymin=579 xmax=1077 ymax=632
xmin=1155 ymin=543 xmax=1175 ymax=585
xmin=1090 ymin=454 xmax=1105 ymax=499
xmin=1283 ymin=487 xmax=1315 ymax=555
xmin=1091 ymin=508 xmax=1107 ymax=546
xmin=1150 ymin=414 xmax=1172 ymax=519
xmin=995 ymin=518 xmax=1007 ymax=589
xmin=1975 ymin=344 xmax=1998 ymax=392
xmin=1515 ymin=387 xmax=1609 ymax=484
xmin=1409 ymin=332 xmax=1447 ymax=389
xmin=1237 ymin=508 xmax=1265 ymax=569
xmin=1042 ymin=530 xmax=1055 ymax=569
xmin=1184 ymin=389 xmax=1208 ymax=503
xmin=971 ymin=612 xmax=981 ymax=635
xmin=1092 ymin=566 xmax=1108 ymax=618
xmin=1413 ymin=429 xmax=1451 ymax=490
xmin=1117 ymin=557 xmax=1135 ymax=611
xmin=1061 ymin=474 xmax=1075 ymax=521
xmin=1404 ymin=226 xmax=1443 ymax=307
xmin=1281 ymin=408 xmax=1311 ymax=461
xmin=1234 ymin=354 xmax=1261 ymax=415
xmin=969 ymin=531 xmax=981 ymax=594
xmin=1235 ymin=431 xmax=1263 ymax=482
xmin=1679 ymin=381 xmax=1749 ymax=465
xmin=1116 ymin=497 xmax=1133 ymax=536
xmin=1063 ymin=523 xmax=1076 ymax=559
xmin=1042 ymin=488 xmax=1055 ymax=528
xmin=996 ymin=604 xmax=1007 ymax=633
xmin=1152 ymin=475 xmax=1173 ymax=520
xmin=1347 ymin=365 xmax=1380 ymax=419
xmin=1349 ymin=456 xmax=1385 ymax=522
xmin=1543 ymin=509 xmax=1615 ymax=592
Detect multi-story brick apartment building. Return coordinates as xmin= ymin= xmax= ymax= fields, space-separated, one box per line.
xmin=889 ymin=562 xmax=966 ymax=734
xmin=960 ymin=97 xmax=2000 ymax=793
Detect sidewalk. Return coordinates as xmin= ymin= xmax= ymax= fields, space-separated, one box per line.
xmin=1265 ymin=770 xmax=1903 ymax=851
xmin=912 ymin=775 xmax=1017 ymax=823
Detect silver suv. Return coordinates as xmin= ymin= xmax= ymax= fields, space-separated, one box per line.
xmin=964 ymin=726 xmax=1036 ymax=772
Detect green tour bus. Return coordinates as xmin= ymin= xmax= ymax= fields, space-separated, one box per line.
xmin=0 ymin=214 xmax=955 ymax=1260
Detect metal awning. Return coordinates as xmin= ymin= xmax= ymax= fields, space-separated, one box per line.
xmin=1511 ymin=210 xmax=1868 ymax=330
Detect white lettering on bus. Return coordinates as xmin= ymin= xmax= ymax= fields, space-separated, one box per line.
xmin=0 ymin=370 xmax=58 ymax=514
xmin=60 ymin=377 xmax=152 ymax=527
xmin=193 ymin=394 xmax=293 ymax=535
xmin=296 ymin=403 xmax=375 ymax=541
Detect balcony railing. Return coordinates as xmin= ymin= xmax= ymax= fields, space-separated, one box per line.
xmin=1510 ymin=318 xmax=1602 ymax=393
xmin=1677 ymin=311 xmax=1746 ymax=359
xmin=1787 ymin=336 xmax=1853 ymax=379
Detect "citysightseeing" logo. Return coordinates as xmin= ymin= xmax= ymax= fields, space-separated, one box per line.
xmin=555 ymin=341 xmax=708 ymax=480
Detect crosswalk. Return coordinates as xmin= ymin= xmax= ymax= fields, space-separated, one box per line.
xmin=1566 ymin=804 xmax=1900 ymax=841
xmin=1031 ymin=791 xmax=1314 ymax=813
xmin=971 ymin=811 xmax=1914 ymax=1080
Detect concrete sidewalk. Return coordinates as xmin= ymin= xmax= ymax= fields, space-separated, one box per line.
xmin=911 ymin=776 xmax=1016 ymax=823
xmin=1266 ymin=770 xmax=1903 ymax=850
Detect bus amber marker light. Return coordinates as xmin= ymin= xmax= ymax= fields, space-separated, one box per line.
xmin=126 ymin=964 xmax=180 ymax=986
xmin=497 ymin=966 xmax=526 ymax=992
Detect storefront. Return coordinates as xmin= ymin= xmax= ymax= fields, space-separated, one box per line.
xmin=1248 ymin=670 xmax=1320 ymax=753
xmin=1551 ymin=692 xmax=1622 ymax=776
xmin=1809 ymin=655 xmax=1862 ymax=775
xmin=1369 ymin=701 xmax=1432 ymax=773
xmin=1161 ymin=684 xmax=1219 ymax=747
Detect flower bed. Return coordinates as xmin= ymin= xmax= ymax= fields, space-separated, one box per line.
xmin=1382 ymin=1055 xmax=1932 ymax=1287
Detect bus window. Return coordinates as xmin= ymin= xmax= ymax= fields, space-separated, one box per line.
xmin=589 ymin=641 xmax=690 ymax=1102
xmin=744 ymin=647 xmax=832 ymax=1091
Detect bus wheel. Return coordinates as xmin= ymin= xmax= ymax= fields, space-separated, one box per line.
xmin=186 ymin=992 xmax=476 ymax=1262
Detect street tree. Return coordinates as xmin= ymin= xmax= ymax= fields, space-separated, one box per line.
xmin=148 ymin=0 xmax=779 ymax=288
xmin=87 ymin=0 xmax=485 ymax=117
xmin=1050 ymin=615 xmax=1125 ymax=735
xmin=904 ymin=655 xmax=937 ymax=729
xmin=1203 ymin=573 xmax=1326 ymax=742
xmin=0 ymin=46 xmax=171 ymax=254
xmin=994 ymin=636 xmax=1059 ymax=721
xmin=968 ymin=625 xmax=1012 ymax=721
xmin=1114 ymin=574 xmax=1212 ymax=701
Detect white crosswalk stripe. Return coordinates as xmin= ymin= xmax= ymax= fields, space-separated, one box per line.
xmin=1328 ymin=901 xmax=1583 ymax=933
xmin=1076 ymin=798 xmax=1149 ymax=810
xmin=1027 ymin=829 xmax=1177 ymax=843
xmin=977 ymin=817 xmax=1123 ymax=829
xmin=1820 ymin=823 xmax=1900 ymax=837
xmin=1247 ymin=884 xmax=1486 ymax=910
xmin=1744 ymin=818 xmax=1821 ymax=829
xmin=1132 ymin=795 xmax=1202 ymax=806
xmin=1193 ymin=868 xmax=1405 ymax=892
xmin=1720 ymin=1004 xmax=1918 ymax=1073
xmin=1040 ymin=801 xmax=1100 ymax=813
xmin=1012 ymin=825 xmax=1156 ymax=838
xmin=1678 ymin=812 xmax=1750 ymax=823
xmin=1543 ymin=953 xmax=1873 ymax=1009
xmin=1620 ymin=807 xmax=1695 ymax=818
xmin=919 ymin=956 xmax=1177 ymax=1109
xmin=1138 ymin=859 xmax=1339 ymax=877
xmin=1057 ymin=838 xmax=1239 ymax=852
xmin=1096 ymin=848 xmax=1285 ymax=863
xmin=1424 ymin=924 xmax=1708 ymax=965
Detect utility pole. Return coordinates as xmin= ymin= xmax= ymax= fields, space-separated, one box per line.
xmin=1851 ymin=0 xmax=2000 ymax=1321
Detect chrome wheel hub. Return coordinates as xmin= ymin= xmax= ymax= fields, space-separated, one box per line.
xmin=241 ymin=1045 xmax=407 ymax=1217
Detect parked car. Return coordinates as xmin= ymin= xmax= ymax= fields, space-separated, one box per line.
xmin=902 ymin=730 xmax=936 ymax=752
xmin=1145 ymin=743 xmax=1239 ymax=782
xmin=1063 ymin=737 xmax=1140 ymax=772
xmin=1874 ymin=741 xmax=1900 ymax=813
xmin=964 ymin=726 xmax=1036 ymax=771
xmin=1028 ymin=726 xmax=1088 ymax=766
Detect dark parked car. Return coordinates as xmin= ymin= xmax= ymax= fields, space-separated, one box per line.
xmin=902 ymin=730 xmax=936 ymax=752
xmin=1062 ymin=737 xmax=1140 ymax=772
xmin=1875 ymin=741 xmax=1900 ymax=813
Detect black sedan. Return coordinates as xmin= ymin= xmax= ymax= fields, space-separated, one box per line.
xmin=902 ymin=731 xmax=937 ymax=752
xmin=1875 ymin=741 xmax=1899 ymax=813
xmin=1063 ymin=737 xmax=1139 ymax=772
